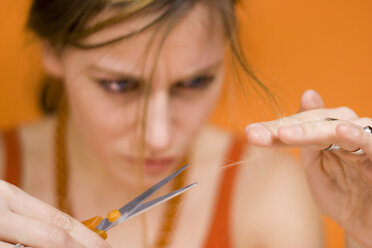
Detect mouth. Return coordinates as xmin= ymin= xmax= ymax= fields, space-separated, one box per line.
xmin=123 ymin=155 xmax=176 ymax=173
xmin=144 ymin=157 xmax=175 ymax=172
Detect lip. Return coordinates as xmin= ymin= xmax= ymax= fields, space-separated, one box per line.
xmin=123 ymin=155 xmax=175 ymax=173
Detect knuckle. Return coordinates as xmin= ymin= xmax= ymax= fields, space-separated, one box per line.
xmin=0 ymin=180 xmax=7 ymax=200
xmin=0 ymin=209 xmax=9 ymax=219
xmin=47 ymin=227 xmax=74 ymax=248
xmin=51 ymin=211 xmax=74 ymax=231
xmin=91 ymin=239 xmax=109 ymax=248
xmin=336 ymin=106 xmax=358 ymax=118
xmin=0 ymin=180 xmax=19 ymax=200
xmin=359 ymin=117 xmax=372 ymax=125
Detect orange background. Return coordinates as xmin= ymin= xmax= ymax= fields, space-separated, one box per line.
xmin=2 ymin=0 xmax=372 ymax=247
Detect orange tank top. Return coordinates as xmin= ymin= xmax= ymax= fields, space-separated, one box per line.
xmin=1 ymin=128 xmax=244 ymax=248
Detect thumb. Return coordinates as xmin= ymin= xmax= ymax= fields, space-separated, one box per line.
xmin=299 ymin=89 xmax=325 ymax=112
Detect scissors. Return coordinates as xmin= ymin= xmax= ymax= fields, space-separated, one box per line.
xmin=82 ymin=164 xmax=197 ymax=240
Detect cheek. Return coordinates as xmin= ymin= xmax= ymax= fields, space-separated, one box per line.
xmin=64 ymin=76 xmax=140 ymax=159
xmin=171 ymin=78 xmax=224 ymax=138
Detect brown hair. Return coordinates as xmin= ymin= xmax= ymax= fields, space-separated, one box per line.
xmin=27 ymin=0 xmax=272 ymax=113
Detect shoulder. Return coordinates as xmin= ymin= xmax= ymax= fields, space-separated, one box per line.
xmin=0 ymin=132 xmax=4 ymax=179
xmin=0 ymin=117 xmax=56 ymax=172
xmin=232 ymin=146 xmax=324 ymax=247
xmin=19 ymin=118 xmax=56 ymax=202
xmin=192 ymin=126 xmax=232 ymax=157
xmin=19 ymin=117 xmax=56 ymax=157
xmin=0 ymin=117 xmax=55 ymax=186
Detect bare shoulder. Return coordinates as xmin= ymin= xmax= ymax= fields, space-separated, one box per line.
xmin=19 ymin=117 xmax=56 ymax=156
xmin=0 ymin=132 xmax=4 ymax=179
xmin=232 ymin=146 xmax=324 ymax=247
xmin=0 ymin=118 xmax=55 ymax=182
xmin=19 ymin=117 xmax=56 ymax=168
xmin=19 ymin=117 xmax=56 ymax=203
xmin=192 ymin=126 xmax=231 ymax=159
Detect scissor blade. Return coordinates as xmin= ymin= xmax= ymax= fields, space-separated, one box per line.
xmin=97 ymin=164 xmax=190 ymax=231
xmin=118 ymin=164 xmax=190 ymax=215
xmin=114 ymin=182 xmax=197 ymax=227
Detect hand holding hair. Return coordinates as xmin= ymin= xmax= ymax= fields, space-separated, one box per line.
xmin=245 ymin=89 xmax=372 ymax=247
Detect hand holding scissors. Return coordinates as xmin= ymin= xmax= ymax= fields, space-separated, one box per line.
xmin=82 ymin=164 xmax=197 ymax=240
xmin=0 ymin=165 xmax=195 ymax=247
xmin=0 ymin=182 xmax=111 ymax=248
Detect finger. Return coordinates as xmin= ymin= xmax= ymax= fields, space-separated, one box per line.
xmin=276 ymin=119 xmax=371 ymax=151
xmin=0 ymin=241 xmax=30 ymax=248
xmin=255 ymin=106 xmax=358 ymax=132
xmin=245 ymin=107 xmax=359 ymax=146
xmin=299 ymin=89 xmax=325 ymax=112
xmin=0 ymin=211 xmax=83 ymax=248
xmin=277 ymin=124 xmax=352 ymax=151
xmin=336 ymin=123 xmax=372 ymax=159
xmin=0 ymin=181 xmax=111 ymax=248
xmin=0 ymin=241 xmax=21 ymax=248
xmin=246 ymin=118 xmax=370 ymax=150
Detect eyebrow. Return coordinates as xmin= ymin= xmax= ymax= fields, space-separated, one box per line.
xmin=87 ymin=61 xmax=143 ymax=79
xmin=87 ymin=60 xmax=223 ymax=82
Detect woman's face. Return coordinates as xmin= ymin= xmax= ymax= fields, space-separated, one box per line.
xmin=43 ymin=3 xmax=226 ymax=184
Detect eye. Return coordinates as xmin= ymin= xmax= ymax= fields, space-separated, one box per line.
xmin=97 ymin=78 xmax=140 ymax=93
xmin=173 ymin=75 xmax=215 ymax=91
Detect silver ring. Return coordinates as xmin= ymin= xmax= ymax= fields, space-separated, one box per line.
xmin=324 ymin=126 xmax=371 ymax=152
xmin=364 ymin=126 xmax=372 ymax=134
xmin=350 ymin=148 xmax=365 ymax=155
xmin=15 ymin=244 xmax=25 ymax=248
xmin=324 ymin=144 xmax=341 ymax=151
xmin=349 ymin=126 xmax=371 ymax=155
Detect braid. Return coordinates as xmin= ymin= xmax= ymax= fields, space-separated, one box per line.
xmin=55 ymin=94 xmax=72 ymax=214
xmin=154 ymin=157 xmax=188 ymax=248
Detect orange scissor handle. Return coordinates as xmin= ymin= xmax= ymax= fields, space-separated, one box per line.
xmin=82 ymin=216 xmax=108 ymax=240
xmin=82 ymin=210 xmax=122 ymax=240
xmin=107 ymin=209 xmax=121 ymax=222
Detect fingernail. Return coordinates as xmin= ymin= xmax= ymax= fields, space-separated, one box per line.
xmin=245 ymin=124 xmax=271 ymax=142
xmin=245 ymin=123 xmax=264 ymax=134
xmin=246 ymin=123 xmax=263 ymax=128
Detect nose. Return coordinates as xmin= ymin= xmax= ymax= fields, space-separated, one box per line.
xmin=144 ymin=92 xmax=171 ymax=153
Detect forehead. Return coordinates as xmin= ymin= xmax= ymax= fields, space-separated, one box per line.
xmin=63 ymin=3 xmax=225 ymax=78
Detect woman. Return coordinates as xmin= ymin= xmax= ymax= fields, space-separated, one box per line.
xmin=0 ymin=0 xmax=371 ymax=247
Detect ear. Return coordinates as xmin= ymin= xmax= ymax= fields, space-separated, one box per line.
xmin=41 ymin=42 xmax=63 ymax=78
